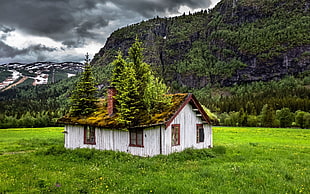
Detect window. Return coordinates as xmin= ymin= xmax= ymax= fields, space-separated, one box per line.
xmin=171 ymin=124 xmax=180 ymax=146
xmin=129 ymin=129 xmax=144 ymax=147
xmin=84 ymin=126 xmax=96 ymax=145
xmin=196 ymin=124 xmax=204 ymax=143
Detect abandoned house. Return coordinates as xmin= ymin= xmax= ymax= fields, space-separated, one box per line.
xmin=58 ymin=88 xmax=212 ymax=157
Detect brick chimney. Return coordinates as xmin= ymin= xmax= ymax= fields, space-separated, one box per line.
xmin=107 ymin=86 xmax=117 ymax=116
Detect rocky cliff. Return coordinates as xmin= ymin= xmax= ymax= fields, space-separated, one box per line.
xmin=92 ymin=0 xmax=310 ymax=88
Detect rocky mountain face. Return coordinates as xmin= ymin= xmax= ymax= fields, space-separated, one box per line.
xmin=92 ymin=0 xmax=310 ymax=88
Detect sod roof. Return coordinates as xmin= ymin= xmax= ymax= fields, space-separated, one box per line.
xmin=58 ymin=93 xmax=210 ymax=129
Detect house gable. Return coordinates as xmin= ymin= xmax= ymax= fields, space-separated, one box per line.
xmin=165 ymin=93 xmax=211 ymax=128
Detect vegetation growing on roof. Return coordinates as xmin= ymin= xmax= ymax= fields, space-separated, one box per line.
xmin=111 ymin=38 xmax=170 ymax=127
xmin=58 ymin=93 xmax=189 ymax=129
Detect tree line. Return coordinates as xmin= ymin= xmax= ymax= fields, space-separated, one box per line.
xmin=194 ymin=74 xmax=310 ymax=128
xmin=218 ymin=106 xmax=310 ymax=129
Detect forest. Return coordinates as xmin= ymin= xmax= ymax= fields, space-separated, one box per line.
xmin=0 ymin=66 xmax=309 ymax=129
xmin=195 ymin=75 xmax=310 ymax=128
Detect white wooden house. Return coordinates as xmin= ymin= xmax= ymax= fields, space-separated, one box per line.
xmin=59 ymin=89 xmax=212 ymax=157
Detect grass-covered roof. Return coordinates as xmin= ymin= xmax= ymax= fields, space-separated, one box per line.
xmin=58 ymin=93 xmax=208 ymax=129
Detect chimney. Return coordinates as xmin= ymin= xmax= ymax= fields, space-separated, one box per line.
xmin=107 ymin=86 xmax=117 ymax=116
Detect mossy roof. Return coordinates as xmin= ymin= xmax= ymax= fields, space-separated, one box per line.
xmin=58 ymin=93 xmax=210 ymax=129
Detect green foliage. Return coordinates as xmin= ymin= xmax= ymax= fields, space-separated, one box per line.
xmin=69 ymin=62 xmax=98 ymax=116
xmin=111 ymin=39 xmax=170 ymax=126
xmin=260 ymin=104 xmax=276 ymax=127
xmin=276 ymin=108 xmax=294 ymax=128
xmin=304 ymin=113 xmax=310 ymax=129
xmin=295 ymin=111 xmax=307 ymax=129
xmin=0 ymin=70 xmax=12 ymax=82
xmin=144 ymin=74 xmax=170 ymax=114
xmin=0 ymin=75 xmax=78 ymax=125
xmin=115 ymin=63 xmax=142 ymax=126
xmin=201 ymin=105 xmax=219 ymax=125
xmin=176 ymin=41 xmax=247 ymax=83
xmin=294 ymin=110 xmax=310 ymax=129
xmin=92 ymin=0 xmax=310 ymax=90
xmin=199 ymin=75 xmax=310 ymax=127
xmin=0 ymin=111 xmax=63 ymax=129
xmin=111 ymin=51 xmax=126 ymax=87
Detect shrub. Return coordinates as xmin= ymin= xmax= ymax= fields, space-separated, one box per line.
xmin=39 ymin=145 xmax=67 ymax=156
xmin=166 ymin=148 xmax=215 ymax=161
xmin=276 ymin=108 xmax=294 ymax=128
xmin=212 ymin=145 xmax=227 ymax=155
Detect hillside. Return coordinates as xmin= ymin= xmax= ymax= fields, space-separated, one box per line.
xmin=92 ymin=0 xmax=310 ymax=88
xmin=0 ymin=62 xmax=83 ymax=91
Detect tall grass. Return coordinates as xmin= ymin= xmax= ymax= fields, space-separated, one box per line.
xmin=0 ymin=127 xmax=309 ymax=193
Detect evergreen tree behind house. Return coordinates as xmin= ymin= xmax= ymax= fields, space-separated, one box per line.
xmin=111 ymin=38 xmax=170 ymax=127
xmin=69 ymin=53 xmax=98 ymax=117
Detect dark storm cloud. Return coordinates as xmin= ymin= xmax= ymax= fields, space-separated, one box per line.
xmin=0 ymin=0 xmax=110 ymax=46
xmin=0 ymin=41 xmax=17 ymax=57
xmin=0 ymin=0 xmax=213 ymax=63
xmin=0 ymin=40 xmax=56 ymax=58
xmin=112 ymin=0 xmax=212 ymax=17
xmin=0 ymin=25 xmax=15 ymax=34
xmin=0 ymin=25 xmax=15 ymax=40
xmin=0 ymin=0 xmax=211 ymax=42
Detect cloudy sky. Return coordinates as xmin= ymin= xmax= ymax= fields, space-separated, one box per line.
xmin=0 ymin=0 xmax=220 ymax=64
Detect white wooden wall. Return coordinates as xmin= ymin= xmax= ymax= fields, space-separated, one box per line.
xmin=64 ymin=125 xmax=163 ymax=157
xmin=163 ymin=103 xmax=212 ymax=155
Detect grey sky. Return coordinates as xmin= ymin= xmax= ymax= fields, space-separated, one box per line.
xmin=0 ymin=0 xmax=220 ymax=64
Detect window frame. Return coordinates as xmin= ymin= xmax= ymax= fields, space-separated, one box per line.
xmin=84 ymin=125 xmax=96 ymax=145
xmin=171 ymin=124 xmax=180 ymax=146
xmin=196 ymin=124 xmax=205 ymax=143
xmin=129 ymin=128 xmax=144 ymax=147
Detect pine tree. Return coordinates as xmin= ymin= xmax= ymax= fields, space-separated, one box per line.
xmin=111 ymin=51 xmax=126 ymax=87
xmin=144 ymin=74 xmax=170 ymax=113
xmin=70 ymin=54 xmax=98 ymax=116
xmin=115 ymin=64 xmax=141 ymax=126
xmin=128 ymin=38 xmax=151 ymax=102
xmin=110 ymin=38 xmax=170 ymax=126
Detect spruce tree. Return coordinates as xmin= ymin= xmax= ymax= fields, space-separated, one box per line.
xmin=111 ymin=51 xmax=126 ymax=87
xmin=144 ymin=74 xmax=170 ymax=113
xmin=128 ymin=38 xmax=151 ymax=112
xmin=115 ymin=64 xmax=141 ymax=126
xmin=70 ymin=53 xmax=98 ymax=116
xmin=111 ymin=38 xmax=170 ymax=126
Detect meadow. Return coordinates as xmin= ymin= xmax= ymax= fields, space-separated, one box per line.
xmin=0 ymin=127 xmax=309 ymax=193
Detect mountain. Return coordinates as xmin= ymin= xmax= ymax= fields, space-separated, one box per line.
xmin=92 ymin=0 xmax=310 ymax=89
xmin=0 ymin=62 xmax=83 ymax=91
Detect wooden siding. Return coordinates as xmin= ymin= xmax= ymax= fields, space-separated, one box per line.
xmin=63 ymin=102 xmax=212 ymax=157
xmin=163 ymin=103 xmax=212 ymax=155
xmin=64 ymin=125 xmax=163 ymax=157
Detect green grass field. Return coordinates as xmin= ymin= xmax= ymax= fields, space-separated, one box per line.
xmin=0 ymin=127 xmax=309 ymax=193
